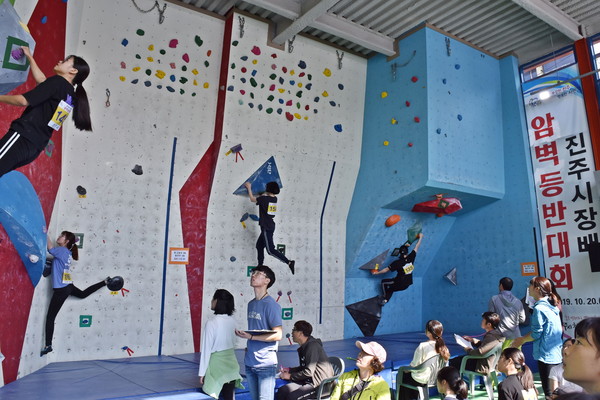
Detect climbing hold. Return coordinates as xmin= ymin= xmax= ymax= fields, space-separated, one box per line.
xmin=194 ymin=35 xmax=203 ymax=46
xmin=383 ymin=141 xmax=389 ymax=146
xmin=132 ymin=165 xmax=143 ymax=175
xmin=230 ymin=256 xmax=236 ymax=262
xmin=182 ymin=53 xmax=190 ymax=63
xmin=405 ymin=101 xmax=410 ymax=107
xmin=442 ymin=78 xmax=447 ymax=84
xmin=120 ymin=62 xmax=126 ymax=69
xmin=41 ymin=16 xmax=47 ymax=24
xmin=414 ymin=117 xmax=420 ymax=123
xmin=227 ymin=86 xmax=234 ymax=91
xmin=137 ymin=29 xmax=145 ymax=36
xmin=282 ymin=66 xmax=288 ymax=73
xmin=169 ymin=39 xmax=178 ymax=48
xmin=285 ymin=112 xmax=294 ymax=121
xmin=323 ymin=68 xmax=331 ymax=77
xmin=385 ymin=215 xmax=401 ymax=227
xmin=144 ymin=81 xmax=151 ymax=87
xmin=457 ymin=114 xmax=463 ymax=121
xmin=251 ymin=46 xmax=261 ymax=55
xmin=436 ymin=128 xmax=442 ymax=134
xmin=131 ymin=79 xmax=139 ymax=84
xmin=411 ymin=76 xmax=418 ymax=82
xmin=329 ymin=101 xmax=336 ymax=107
xmin=155 ymin=70 xmax=165 ymax=79
xmin=454 ymin=64 xmax=460 ymax=70
xmin=148 ymin=44 xmax=154 ymax=51
xmin=408 ymin=142 xmax=413 ymax=147
xmin=338 ymin=83 xmax=344 ymax=90
xmin=391 ymin=118 xmax=397 ymax=125
xmin=322 ymin=91 xmax=329 ymax=97
xmin=232 ymin=40 xmax=239 ymax=46
xmin=334 ymin=124 xmax=343 ymax=132
xmin=381 ymin=91 xmax=388 ymax=98
xmin=298 ymin=60 xmax=307 ymax=69
xmin=192 ymin=69 xmax=198 ymax=75
xmin=271 ymin=53 xmax=277 ymax=58
xmin=121 ymin=39 xmax=129 ymax=47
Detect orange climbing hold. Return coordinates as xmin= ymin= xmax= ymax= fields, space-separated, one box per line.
xmin=385 ymin=214 xmax=401 ymax=227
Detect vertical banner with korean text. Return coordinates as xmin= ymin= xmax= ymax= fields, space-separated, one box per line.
xmin=523 ymin=64 xmax=600 ymax=333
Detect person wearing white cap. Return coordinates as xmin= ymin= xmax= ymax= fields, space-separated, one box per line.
xmin=329 ymin=341 xmax=391 ymax=400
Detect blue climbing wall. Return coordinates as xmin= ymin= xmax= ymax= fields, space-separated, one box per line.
xmin=345 ymin=26 xmax=538 ymax=337
xmin=422 ymin=55 xmax=540 ymax=335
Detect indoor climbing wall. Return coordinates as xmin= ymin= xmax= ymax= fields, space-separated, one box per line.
xmin=18 ymin=0 xmax=224 ymax=376
xmin=345 ymin=27 xmax=537 ymax=337
xmin=202 ymin=13 xmax=367 ymax=342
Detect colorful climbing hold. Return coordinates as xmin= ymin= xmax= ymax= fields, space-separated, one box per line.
xmin=180 ymin=77 xmax=188 ymax=84
xmin=132 ymin=67 xmax=140 ymax=72
xmin=334 ymin=124 xmax=343 ymax=132
xmin=207 ymin=50 xmax=212 ymax=56
xmin=436 ymin=128 xmax=442 ymax=134
xmin=391 ymin=118 xmax=398 ymax=125
xmin=250 ymin=78 xmax=257 ymax=87
xmin=411 ymin=76 xmax=418 ymax=82
xmin=41 ymin=16 xmax=48 ymax=23
xmin=160 ymin=49 xmax=166 ymax=55
xmin=148 ymin=44 xmax=154 ymax=51
xmin=169 ymin=39 xmax=178 ymax=48
xmin=286 ymin=100 xmax=292 ymax=106
xmin=120 ymin=62 xmax=126 ymax=69
xmin=414 ymin=117 xmax=420 ymax=123
xmin=170 ymin=63 xmax=176 ymax=69
xmin=381 ymin=91 xmax=388 ymax=98
xmin=204 ymin=61 xmax=209 ymax=67
xmin=145 ymin=69 xmax=151 ymax=76
xmin=251 ymin=46 xmax=261 ymax=55
xmin=131 ymin=79 xmax=139 ymax=84
xmin=155 ymin=70 xmax=165 ymax=79
xmin=166 ymin=86 xmax=175 ymax=92
xmin=323 ymin=68 xmax=331 ymax=77
xmin=136 ymin=29 xmax=145 ymax=36
xmin=169 ymin=75 xmax=176 ymax=82
xmin=405 ymin=101 xmax=410 ymax=107
xmin=144 ymin=81 xmax=151 ymax=87
xmin=195 ymin=35 xmax=203 ymax=47
xmin=147 ymin=57 xmax=154 ymax=62
xmin=383 ymin=141 xmax=389 ymax=146
xmin=322 ymin=91 xmax=329 ymax=97
xmin=119 ymin=76 xmax=126 ymax=82
xmin=298 ymin=60 xmax=307 ymax=69
xmin=232 ymin=40 xmax=239 ymax=46
xmin=227 ymin=86 xmax=234 ymax=91
xmin=240 ymin=90 xmax=246 ymax=95
xmin=457 ymin=114 xmax=463 ymax=121
xmin=267 ymin=95 xmax=274 ymax=101
xmin=271 ymin=53 xmax=277 ymax=58
xmin=408 ymin=142 xmax=413 ymax=147
xmin=455 ymin=64 xmax=460 ymax=70
xmin=269 ymin=84 xmax=275 ymax=91
xmin=182 ymin=53 xmax=190 ymax=63
xmin=329 ymin=101 xmax=336 ymax=106
xmin=338 ymin=83 xmax=344 ymax=90
xmin=121 ymin=39 xmax=129 ymax=46
xmin=266 ymin=108 xmax=273 ymax=114
xmin=296 ymin=91 xmax=302 ymax=98
xmin=282 ymin=66 xmax=288 ymax=73
xmin=442 ymin=78 xmax=447 ymax=84
xmin=192 ymin=69 xmax=199 ymax=75
xmin=285 ymin=112 xmax=294 ymax=121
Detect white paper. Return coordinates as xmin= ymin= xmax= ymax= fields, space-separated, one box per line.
xmin=454 ymin=333 xmax=473 ymax=349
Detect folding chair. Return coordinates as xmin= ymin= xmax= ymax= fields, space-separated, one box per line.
xmin=314 ymin=356 xmax=345 ymax=400
xmin=459 ymin=343 xmax=503 ymax=400
xmin=395 ymin=355 xmax=446 ymax=400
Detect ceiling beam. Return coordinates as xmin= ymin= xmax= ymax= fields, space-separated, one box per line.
xmin=272 ymin=0 xmax=340 ymax=44
xmin=510 ymin=0 xmax=582 ymax=40
xmin=243 ymin=0 xmax=395 ymax=55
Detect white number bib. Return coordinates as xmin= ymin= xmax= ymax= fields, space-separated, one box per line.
xmin=48 ymin=99 xmax=73 ymax=131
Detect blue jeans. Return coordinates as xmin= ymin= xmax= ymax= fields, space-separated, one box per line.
xmin=246 ymin=365 xmax=277 ymax=400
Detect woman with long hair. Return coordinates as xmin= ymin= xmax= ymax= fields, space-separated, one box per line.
xmin=399 ymin=320 xmax=450 ymax=400
xmin=330 ymin=341 xmax=390 ymax=400
xmin=497 ymin=348 xmax=538 ymax=400
xmin=0 ymin=46 xmax=92 ymax=177
xmin=42 ymin=231 xmax=108 ymax=356
xmin=436 ymin=366 xmax=468 ymax=400
xmin=199 ymin=289 xmax=243 ymax=400
xmin=513 ymin=277 xmax=563 ymax=399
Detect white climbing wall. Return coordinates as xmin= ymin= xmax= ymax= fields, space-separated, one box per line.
xmin=19 ymin=0 xmax=224 ymax=375
xmin=203 ymin=14 xmax=366 ymax=343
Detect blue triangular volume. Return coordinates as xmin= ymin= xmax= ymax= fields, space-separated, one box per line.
xmin=0 ymin=171 xmax=46 ymax=287
xmin=233 ymin=156 xmax=283 ymax=196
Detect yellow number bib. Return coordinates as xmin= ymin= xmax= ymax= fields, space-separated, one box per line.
xmin=267 ymin=203 xmax=277 ymax=216
xmin=62 ymin=271 xmax=72 ymax=284
xmin=403 ymin=263 xmax=414 ymax=274
xmin=48 ymin=100 xmax=73 ymax=131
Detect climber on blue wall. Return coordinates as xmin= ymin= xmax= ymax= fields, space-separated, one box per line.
xmin=0 ymin=46 xmax=92 ymax=177
xmin=371 ymin=233 xmax=424 ymax=305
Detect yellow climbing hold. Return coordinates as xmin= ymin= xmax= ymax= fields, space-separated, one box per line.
xmin=252 ymin=59 xmax=258 ymax=65
xmin=294 ymin=113 xmax=301 ymax=119
xmin=148 ymin=44 xmax=154 ymax=51
xmin=155 ymin=70 xmax=165 ymax=79
xmin=147 ymin=57 xmax=154 ymax=62
xmin=322 ymin=91 xmax=329 ymax=97
xmin=383 ymin=141 xmax=390 ymax=146
xmin=323 ymin=68 xmax=331 ymax=77
xmin=119 ymin=76 xmax=126 ymax=82
xmin=192 ymin=68 xmax=199 ymax=75
xmin=391 ymin=118 xmax=398 ymax=125
xmin=193 ymin=79 xmax=198 ymax=86
xmin=381 ymin=91 xmax=388 ymax=98
xmin=203 ymin=82 xmax=209 ymax=88
xmin=132 ymin=67 xmax=140 ymax=72
xmin=290 ymin=70 xmax=295 ymax=76
xmin=278 ymin=88 xmax=285 ymax=93
xmin=298 ymin=83 xmax=303 ymax=88
xmin=304 ymin=116 xmax=309 ymax=120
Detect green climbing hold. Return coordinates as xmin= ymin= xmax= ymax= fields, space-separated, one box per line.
xmin=296 ymin=91 xmax=302 ymax=98
xmin=145 ymin=69 xmax=151 ymax=76
xmin=267 ymin=95 xmax=274 ymax=101
xmin=250 ymin=78 xmax=257 ymax=87
xmin=180 ymin=77 xmax=188 ymax=84
xmin=266 ymin=108 xmax=273 ymax=114
xmin=195 ymin=35 xmax=203 ymax=46
xmin=160 ymin=49 xmax=166 ymax=55
xmin=232 ymin=40 xmax=239 ymax=46
xmin=135 ymin=54 xmax=141 ymax=59
xmin=182 ymin=65 xmax=187 ymax=71
xmin=204 ymin=60 xmax=209 ymax=67
xmin=269 ymin=73 xmax=276 ymax=80
xmin=136 ymin=29 xmax=145 ymax=36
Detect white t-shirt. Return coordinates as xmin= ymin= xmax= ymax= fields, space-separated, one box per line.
xmin=198 ymin=314 xmax=237 ymax=376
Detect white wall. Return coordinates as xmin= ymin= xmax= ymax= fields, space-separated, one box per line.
xmin=19 ymin=0 xmax=224 ymax=376
xmin=203 ymin=14 xmax=366 ymax=343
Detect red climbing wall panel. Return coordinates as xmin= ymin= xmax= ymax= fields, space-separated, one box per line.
xmin=0 ymin=0 xmax=66 ymax=384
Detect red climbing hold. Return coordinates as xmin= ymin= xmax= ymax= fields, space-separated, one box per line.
xmin=285 ymin=112 xmax=294 ymax=121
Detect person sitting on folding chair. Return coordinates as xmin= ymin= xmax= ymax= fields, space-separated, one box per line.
xmin=449 ymin=311 xmax=505 ymax=374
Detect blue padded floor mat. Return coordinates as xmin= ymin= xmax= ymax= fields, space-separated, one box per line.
xmin=0 ymin=331 xmax=506 ymax=400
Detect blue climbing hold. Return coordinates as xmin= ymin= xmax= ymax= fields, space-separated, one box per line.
xmin=442 ymin=78 xmax=447 ymax=84
xmin=334 ymin=124 xmax=343 ymax=132
xmin=227 ymin=86 xmax=234 ymax=91
xmin=230 ymin=256 xmax=236 ymax=262
xmin=121 ymin=39 xmax=129 ymax=47
xmin=454 ymin=64 xmax=460 ymax=70
xmin=457 ymin=114 xmax=463 ymax=121
xmin=338 ymin=83 xmax=344 ymax=90
xmin=436 ymin=128 xmax=442 ymax=134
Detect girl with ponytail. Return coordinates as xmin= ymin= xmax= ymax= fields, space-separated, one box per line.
xmin=0 ymin=47 xmax=92 ymax=177
xmin=497 ymin=348 xmax=538 ymax=400
xmin=42 ymin=231 xmax=109 ymax=356
xmin=513 ymin=277 xmax=563 ymax=399
xmin=399 ymin=320 xmax=451 ymax=400
xmin=436 ymin=366 xmax=468 ymax=400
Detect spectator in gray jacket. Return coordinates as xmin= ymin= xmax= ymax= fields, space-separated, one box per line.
xmin=489 ymin=277 xmax=526 ymax=347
